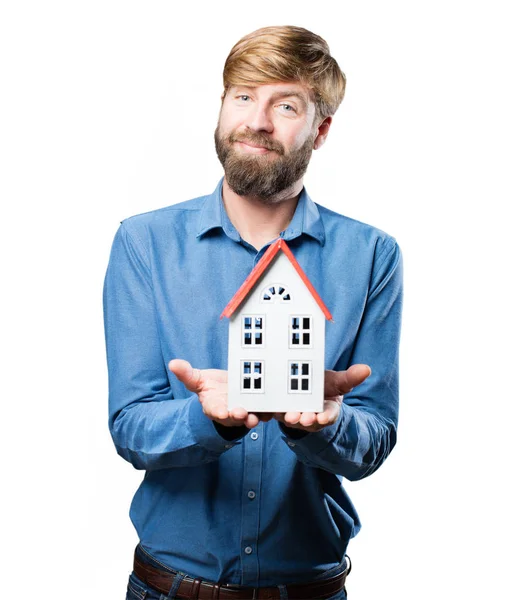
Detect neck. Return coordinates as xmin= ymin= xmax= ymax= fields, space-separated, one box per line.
xmin=221 ymin=178 xmax=303 ymax=251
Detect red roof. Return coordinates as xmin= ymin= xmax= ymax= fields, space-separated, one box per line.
xmin=220 ymin=238 xmax=333 ymax=321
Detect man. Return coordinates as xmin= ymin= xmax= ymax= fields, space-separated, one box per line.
xmin=104 ymin=25 xmax=402 ymax=600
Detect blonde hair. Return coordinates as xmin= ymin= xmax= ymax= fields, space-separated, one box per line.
xmin=223 ymin=26 xmax=346 ymax=121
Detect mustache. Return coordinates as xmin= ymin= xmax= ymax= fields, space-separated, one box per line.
xmin=227 ymin=131 xmax=285 ymax=154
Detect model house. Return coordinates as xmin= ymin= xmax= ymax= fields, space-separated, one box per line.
xmin=221 ymin=238 xmax=333 ymax=413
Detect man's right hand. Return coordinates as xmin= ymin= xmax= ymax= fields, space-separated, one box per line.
xmin=169 ymin=359 xmax=262 ymax=429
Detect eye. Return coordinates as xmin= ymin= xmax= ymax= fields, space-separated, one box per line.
xmin=237 ymin=95 xmax=251 ymax=102
xmin=279 ymin=103 xmax=297 ymax=114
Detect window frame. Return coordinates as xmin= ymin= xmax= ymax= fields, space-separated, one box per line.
xmin=260 ymin=283 xmax=292 ymax=303
xmin=288 ymin=360 xmax=312 ymax=394
xmin=241 ymin=360 xmax=265 ymax=394
xmin=241 ymin=314 xmax=265 ymax=348
xmin=289 ymin=315 xmax=313 ymax=348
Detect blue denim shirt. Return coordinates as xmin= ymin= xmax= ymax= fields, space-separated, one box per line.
xmin=103 ymin=178 xmax=403 ymax=587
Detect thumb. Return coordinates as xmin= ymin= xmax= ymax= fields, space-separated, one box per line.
xmin=169 ymin=359 xmax=203 ymax=393
xmin=324 ymin=364 xmax=371 ymax=398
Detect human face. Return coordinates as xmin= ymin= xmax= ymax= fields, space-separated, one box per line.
xmin=214 ymin=82 xmax=320 ymax=201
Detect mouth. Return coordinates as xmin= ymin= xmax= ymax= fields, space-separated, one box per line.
xmin=234 ymin=140 xmax=274 ymax=154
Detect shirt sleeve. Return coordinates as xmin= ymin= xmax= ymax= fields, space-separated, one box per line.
xmin=103 ymin=222 xmax=246 ymax=471
xmin=279 ymin=236 xmax=403 ymax=481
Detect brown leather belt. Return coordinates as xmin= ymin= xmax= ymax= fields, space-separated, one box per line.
xmin=133 ymin=550 xmax=350 ymax=599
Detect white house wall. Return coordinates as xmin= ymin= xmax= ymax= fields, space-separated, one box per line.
xmin=228 ymin=252 xmax=325 ymax=413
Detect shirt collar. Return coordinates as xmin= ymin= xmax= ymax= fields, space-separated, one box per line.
xmin=196 ymin=178 xmax=325 ymax=246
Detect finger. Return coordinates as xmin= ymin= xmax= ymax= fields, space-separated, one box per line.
xmin=284 ymin=411 xmax=301 ymax=425
xmin=169 ymin=359 xmax=203 ymax=393
xmin=317 ymin=402 xmax=340 ymax=426
xmin=300 ymin=412 xmax=317 ymax=428
xmin=244 ymin=413 xmax=260 ymax=429
xmin=324 ymin=364 xmax=371 ymax=398
xmin=230 ymin=407 xmax=249 ymax=421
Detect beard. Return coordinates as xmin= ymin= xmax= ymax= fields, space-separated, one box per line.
xmin=214 ymin=126 xmax=315 ymax=202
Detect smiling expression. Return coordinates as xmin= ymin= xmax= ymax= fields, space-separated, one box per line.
xmin=214 ymin=82 xmax=322 ymax=201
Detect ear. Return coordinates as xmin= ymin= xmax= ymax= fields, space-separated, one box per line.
xmin=313 ymin=116 xmax=332 ymax=150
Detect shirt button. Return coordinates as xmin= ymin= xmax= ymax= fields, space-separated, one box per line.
xmin=250 ymin=432 xmax=259 ymax=440
xmin=287 ymin=441 xmax=296 ymax=447
xmin=225 ymin=444 xmax=233 ymax=449
xmin=244 ymin=546 xmax=253 ymax=555
xmin=247 ymin=490 xmax=256 ymax=499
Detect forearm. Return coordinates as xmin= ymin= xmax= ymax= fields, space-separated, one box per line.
xmin=104 ymin=222 xmax=248 ymax=470
xmin=280 ymin=236 xmax=402 ymax=479
xmin=110 ymin=391 xmax=247 ymax=470
xmin=279 ymin=403 xmax=396 ymax=480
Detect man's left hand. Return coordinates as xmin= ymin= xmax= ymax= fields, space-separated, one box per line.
xmin=274 ymin=364 xmax=371 ymax=433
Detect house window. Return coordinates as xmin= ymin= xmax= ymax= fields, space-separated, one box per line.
xmin=242 ymin=315 xmax=264 ymax=347
xmin=289 ymin=316 xmax=312 ymax=347
xmin=289 ymin=361 xmax=312 ymax=393
xmin=241 ymin=361 xmax=264 ymax=393
xmin=261 ymin=284 xmax=292 ymax=303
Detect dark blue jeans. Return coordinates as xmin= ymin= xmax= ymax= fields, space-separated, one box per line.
xmin=126 ymin=544 xmax=348 ymax=599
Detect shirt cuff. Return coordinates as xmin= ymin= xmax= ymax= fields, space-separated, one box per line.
xmin=279 ymin=418 xmax=340 ymax=454
xmin=278 ymin=423 xmax=309 ymax=440
xmin=188 ymin=394 xmax=246 ymax=452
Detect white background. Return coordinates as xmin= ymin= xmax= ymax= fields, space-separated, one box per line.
xmin=1 ymin=1 xmax=523 ymax=598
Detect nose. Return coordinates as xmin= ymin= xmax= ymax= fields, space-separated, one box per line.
xmin=246 ymin=103 xmax=274 ymax=133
